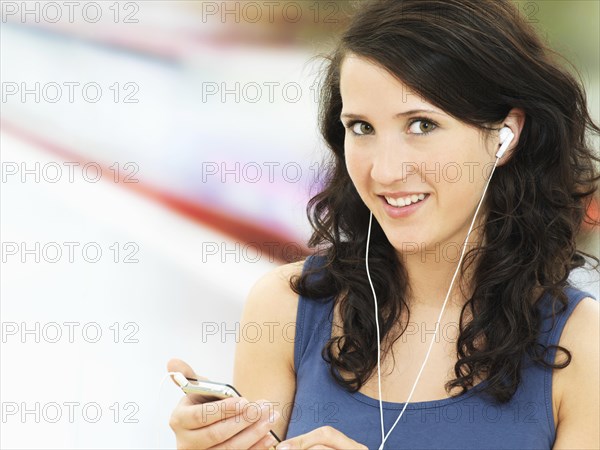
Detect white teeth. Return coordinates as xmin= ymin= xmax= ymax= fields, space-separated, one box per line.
xmin=384 ymin=194 xmax=428 ymax=208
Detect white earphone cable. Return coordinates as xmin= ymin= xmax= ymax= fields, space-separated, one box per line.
xmin=365 ymin=211 xmax=386 ymax=444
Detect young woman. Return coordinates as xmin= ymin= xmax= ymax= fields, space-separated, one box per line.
xmin=168 ymin=0 xmax=600 ymax=448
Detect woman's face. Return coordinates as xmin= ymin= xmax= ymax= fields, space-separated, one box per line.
xmin=340 ymin=54 xmax=498 ymax=258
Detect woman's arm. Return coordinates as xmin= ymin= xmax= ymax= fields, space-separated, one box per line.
xmin=233 ymin=260 xmax=305 ymax=442
xmin=553 ymin=296 xmax=599 ymax=449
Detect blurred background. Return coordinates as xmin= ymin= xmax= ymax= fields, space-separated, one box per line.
xmin=1 ymin=1 xmax=598 ymax=448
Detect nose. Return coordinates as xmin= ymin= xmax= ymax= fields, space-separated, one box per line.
xmin=370 ymin=135 xmax=417 ymax=185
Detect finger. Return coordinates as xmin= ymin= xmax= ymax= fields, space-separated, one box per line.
xmin=172 ymin=396 xmax=250 ymax=430
xmin=167 ymin=358 xmax=223 ymax=404
xmin=249 ymin=430 xmax=281 ymax=450
xmin=171 ymin=428 xmax=211 ymax=450
xmin=172 ymin=425 xmax=259 ymax=450
xmin=307 ymin=446 xmax=335 ymax=450
xmin=171 ymin=399 xmax=269 ymax=448
xmin=212 ymin=404 xmax=280 ymax=450
xmin=177 ymin=414 xmax=260 ymax=449
xmin=276 ymin=426 xmax=367 ymax=450
xmin=167 ymin=357 xmax=206 ymax=381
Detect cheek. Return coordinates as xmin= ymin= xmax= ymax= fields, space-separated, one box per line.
xmin=344 ymin=147 xmax=367 ymax=186
xmin=432 ymin=153 xmax=490 ymax=207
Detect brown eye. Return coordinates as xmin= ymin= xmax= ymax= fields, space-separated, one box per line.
xmin=409 ymin=119 xmax=437 ymax=136
xmin=350 ymin=122 xmax=373 ymax=136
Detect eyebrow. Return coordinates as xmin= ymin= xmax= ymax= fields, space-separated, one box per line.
xmin=340 ymin=109 xmax=444 ymax=120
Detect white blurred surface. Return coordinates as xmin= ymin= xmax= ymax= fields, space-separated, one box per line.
xmin=0 ymin=21 xmax=324 ymax=243
xmin=1 ymin=129 xmax=278 ymax=449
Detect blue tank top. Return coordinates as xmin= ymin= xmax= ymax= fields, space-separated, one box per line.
xmin=285 ymin=254 xmax=597 ymax=449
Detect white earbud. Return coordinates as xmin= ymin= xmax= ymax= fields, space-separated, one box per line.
xmin=496 ymin=126 xmax=514 ymax=159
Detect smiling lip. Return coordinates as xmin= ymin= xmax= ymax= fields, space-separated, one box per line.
xmin=379 ymin=193 xmax=430 ymax=218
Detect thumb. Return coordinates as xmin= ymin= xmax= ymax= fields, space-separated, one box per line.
xmin=167 ymin=358 xmax=224 ymax=405
xmin=166 ymin=358 xmax=207 ymax=384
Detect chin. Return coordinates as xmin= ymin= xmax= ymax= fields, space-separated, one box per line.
xmin=389 ymin=235 xmax=428 ymax=255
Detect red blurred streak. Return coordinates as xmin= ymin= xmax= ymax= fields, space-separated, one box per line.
xmin=0 ymin=119 xmax=311 ymax=263
xmin=585 ymin=194 xmax=600 ymax=230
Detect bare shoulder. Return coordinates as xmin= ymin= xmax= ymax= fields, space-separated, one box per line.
xmin=553 ymin=296 xmax=599 ymax=449
xmin=237 ymin=258 xmax=307 ymax=362
xmin=232 ymin=258 xmax=307 ymax=439
xmin=243 ymin=258 xmax=306 ymax=325
xmin=556 ymin=296 xmax=599 ymax=360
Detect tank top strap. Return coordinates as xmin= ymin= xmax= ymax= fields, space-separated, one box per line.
xmin=536 ymin=284 xmax=597 ymax=348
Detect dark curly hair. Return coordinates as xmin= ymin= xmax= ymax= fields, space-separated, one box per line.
xmin=289 ymin=0 xmax=600 ymax=403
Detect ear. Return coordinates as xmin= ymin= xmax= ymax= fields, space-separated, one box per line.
xmin=496 ymin=107 xmax=526 ymax=166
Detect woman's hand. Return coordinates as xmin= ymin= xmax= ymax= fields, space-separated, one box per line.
xmin=275 ymin=426 xmax=368 ymax=450
xmin=167 ymin=358 xmax=280 ymax=450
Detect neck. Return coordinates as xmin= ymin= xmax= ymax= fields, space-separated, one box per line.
xmin=397 ymin=223 xmax=485 ymax=311
xmin=402 ymin=254 xmax=474 ymax=310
